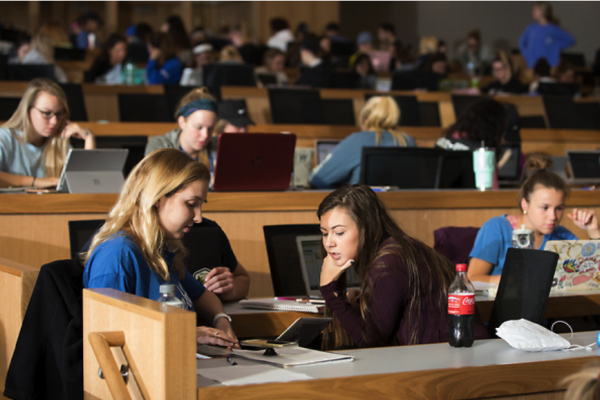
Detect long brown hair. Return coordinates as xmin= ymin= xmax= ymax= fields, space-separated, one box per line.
xmin=317 ymin=184 xmax=455 ymax=349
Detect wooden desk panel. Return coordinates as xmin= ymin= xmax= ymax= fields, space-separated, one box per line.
xmin=2 ymin=190 xmax=598 ymax=298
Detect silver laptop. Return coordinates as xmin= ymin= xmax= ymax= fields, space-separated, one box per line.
xmin=57 ymin=149 xmax=128 ymax=193
xmin=549 ymin=156 xmax=569 ymax=181
xmin=296 ymin=235 xmax=361 ymax=298
xmin=566 ymin=150 xmax=600 ymax=185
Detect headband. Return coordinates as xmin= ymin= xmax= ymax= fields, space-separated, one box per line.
xmin=176 ymin=98 xmax=217 ymax=118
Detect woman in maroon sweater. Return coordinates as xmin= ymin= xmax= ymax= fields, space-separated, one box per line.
xmin=318 ymin=185 xmax=489 ymax=349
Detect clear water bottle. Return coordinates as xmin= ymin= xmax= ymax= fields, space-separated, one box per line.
xmin=158 ymin=284 xmax=183 ymax=309
xmin=448 ymin=263 xmax=475 ymax=347
xmin=124 ymin=62 xmax=135 ymax=85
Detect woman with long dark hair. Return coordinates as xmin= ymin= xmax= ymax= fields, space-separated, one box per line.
xmin=85 ymin=33 xmax=127 ymax=83
xmin=317 ymin=185 xmax=488 ymax=349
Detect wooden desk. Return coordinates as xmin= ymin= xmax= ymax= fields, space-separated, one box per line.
xmin=197 ymin=331 xmax=599 ymax=399
xmin=2 ymin=190 xmax=599 ymax=298
xmin=82 ymin=289 xmax=598 ymax=400
xmin=72 ymin=121 xmax=600 ymax=158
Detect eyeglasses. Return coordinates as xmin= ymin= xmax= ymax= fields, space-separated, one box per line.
xmin=32 ymin=106 xmax=67 ymax=120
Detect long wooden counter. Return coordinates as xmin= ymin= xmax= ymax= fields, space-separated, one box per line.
xmin=73 ymin=121 xmax=600 ymax=157
xmin=2 ymin=190 xmax=599 ymax=298
xmin=6 ymin=82 xmax=599 ymax=128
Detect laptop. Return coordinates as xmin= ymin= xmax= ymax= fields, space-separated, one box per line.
xmin=367 ymin=50 xmax=392 ymax=72
xmin=566 ymin=150 xmax=600 ymax=185
xmin=544 ymin=240 xmax=600 ymax=291
xmin=213 ymin=133 xmax=296 ymax=191
xmin=549 ymin=156 xmax=569 ymax=181
xmin=498 ymin=144 xmax=521 ymax=181
xmin=57 ymin=149 xmax=128 ymax=193
xmin=296 ymin=235 xmax=361 ymax=298
xmin=315 ymin=140 xmax=340 ymax=165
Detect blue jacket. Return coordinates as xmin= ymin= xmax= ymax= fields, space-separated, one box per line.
xmin=146 ymin=57 xmax=183 ymax=85
xmin=519 ymin=23 xmax=575 ymax=68
xmin=309 ymin=130 xmax=416 ymax=189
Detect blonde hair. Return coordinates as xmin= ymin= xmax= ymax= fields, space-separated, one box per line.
xmin=31 ymin=22 xmax=70 ymax=62
xmin=219 ymin=45 xmax=243 ymax=62
xmin=175 ymin=87 xmax=217 ymax=167
xmin=494 ymin=49 xmax=514 ymax=82
xmin=84 ymin=148 xmax=211 ymax=281
xmin=419 ymin=36 xmax=438 ymax=55
xmin=213 ymin=119 xmax=228 ymax=136
xmin=360 ymin=96 xmax=408 ymax=146
xmin=561 ymin=361 xmax=600 ymax=400
xmin=1 ymin=78 xmax=70 ymax=177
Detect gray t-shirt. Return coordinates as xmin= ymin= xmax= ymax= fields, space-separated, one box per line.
xmin=144 ymin=129 xmax=181 ymax=156
xmin=0 ymin=127 xmax=46 ymax=177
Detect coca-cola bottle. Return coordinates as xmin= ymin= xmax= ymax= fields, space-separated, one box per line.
xmin=448 ymin=263 xmax=475 ymax=347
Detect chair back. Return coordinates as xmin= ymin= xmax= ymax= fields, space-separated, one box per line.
xmin=263 ymin=224 xmax=321 ymax=296
xmin=418 ymin=101 xmax=441 ymax=127
xmin=433 ymin=226 xmax=479 ymax=265
xmin=59 ymin=83 xmax=88 ymax=121
xmin=5 ymin=259 xmax=84 ymax=399
xmin=321 ymin=98 xmax=355 ymax=125
xmin=268 ymin=88 xmax=324 ymax=124
xmin=68 ymin=219 xmax=106 ymax=260
xmin=487 ymin=248 xmax=559 ymax=336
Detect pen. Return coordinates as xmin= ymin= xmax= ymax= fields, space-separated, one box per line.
xmin=226 ymin=354 xmax=238 ymax=366
xmin=274 ymin=297 xmax=297 ymax=301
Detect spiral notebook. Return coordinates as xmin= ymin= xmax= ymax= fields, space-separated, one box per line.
xmin=239 ymin=299 xmax=323 ymax=314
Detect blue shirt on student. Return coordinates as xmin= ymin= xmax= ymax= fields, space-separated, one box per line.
xmin=519 ymin=22 xmax=575 ymax=68
xmin=146 ymin=58 xmax=183 ymax=85
xmin=309 ymin=130 xmax=416 ymax=189
xmin=469 ymin=215 xmax=577 ymax=276
xmin=83 ymin=232 xmax=205 ymax=311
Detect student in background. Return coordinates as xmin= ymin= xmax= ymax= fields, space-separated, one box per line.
xmin=417 ymin=36 xmax=438 ymax=69
xmin=267 ymin=17 xmax=294 ymax=52
xmin=0 ymin=78 xmax=96 ymax=188
xmin=348 ymin=31 xmax=373 ymax=68
xmin=213 ymin=100 xmax=255 ymax=137
xmin=295 ymin=36 xmax=331 ymax=88
xmin=75 ymin=11 xmax=103 ymax=49
xmin=468 ymin=154 xmax=599 ymax=285
xmin=377 ymin=23 xmax=399 ymax=52
xmin=310 ymin=96 xmax=416 ymax=188
xmin=85 ymin=33 xmax=127 ymax=83
xmin=218 ymin=45 xmax=244 ymax=64
xmin=528 ymin=58 xmax=556 ymax=93
xmin=554 ymin=59 xmax=576 ymax=84
xmin=456 ymin=29 xmax=493 ymax=74
xmin=424 ymin=52 xmax=449 ymax=78
xmin=254 ymin=48 xmax=289 ymax=86
xmin=146 ymin=32 xmax=183 ymax=85
xmin=83 ymin=148 xmax=239 ymax=346
xmin=519 ymin=1 xmax=575 ymax=68
xmin=160 ymin=15 xmax=192 ymax=66
xmin=127 ymin=22 xmax=152 ymax=63
xmin=351 ymin=53 xmax=377 ymax=89
xmin=317 ymin=184 xmax=489 ymax=349
xmin=180 ymin=43 xmax=214 ymax=86
xmin=22 ymin=22 xmax=70 ymax=83
xmin=481 ymin=51 xmax=528 ymax=95
xmin=145 ymin=89 xmax=251 ymax=301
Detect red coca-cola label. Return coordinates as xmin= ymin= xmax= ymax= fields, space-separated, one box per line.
xmin=448 ymin=293 xmax=475 ymax=315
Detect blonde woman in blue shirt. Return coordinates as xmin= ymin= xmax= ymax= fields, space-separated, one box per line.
xmin=310 ymin=96 xmax=416 ymax=188
xmin=0 ymin=78 xmax=96 ymax=188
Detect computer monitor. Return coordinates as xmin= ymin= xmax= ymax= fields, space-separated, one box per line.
xmin=257 ymin=73 xmax=278 ymax=86
xmin=263 ymin=224 xmax=322 ymax=297
xmin=567 ymin=150 xmax=600 ymax=183
xmin=392 ymin=70 xmax=439 ymax=91
xmin=315 ymin=140 xmax=340 ymax=165
xmin=497 ymin=144 xmax=521 ymax=181
xmin=268 ymin=88 xmax=324 ymax=124
xmin=7 ymin=64 xmax=56 ymax=81
xmin=321 ymin=98 xmax=356 ymax=125
xmin=538 ymin=83 xmax=579 ymax=96
xmin=364 ymin=94 xmax=421 ymax=126
xmin=438 ymin=150 xmax=476 ymax=189
xmin=203 ymin=64 xmax=256 ymax=87
xmin=360 ymin=147 xmax=443 ymax=189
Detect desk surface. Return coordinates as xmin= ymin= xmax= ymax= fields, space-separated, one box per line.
xmin=196 ymin=331 xmax=598 ymax=399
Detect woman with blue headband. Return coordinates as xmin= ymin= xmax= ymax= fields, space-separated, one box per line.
xmin=145 ymin=87 xmax=251 ymax=302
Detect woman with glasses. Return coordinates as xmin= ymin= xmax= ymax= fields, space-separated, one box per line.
xmin=0 ymin=78 xmax=96 ymax=188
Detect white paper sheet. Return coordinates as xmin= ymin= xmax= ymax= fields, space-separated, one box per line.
xmin=198 ymin=364 xmax=312 ymax=386
xmin=231 ymin=346 xmax=354 ymax=367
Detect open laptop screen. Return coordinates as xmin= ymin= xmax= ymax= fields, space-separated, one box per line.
xmin=297 ymin=235 xmax=361 ymax=297
xmin=567 ymin=151 xmax=600 ymax=180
